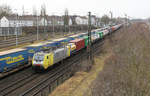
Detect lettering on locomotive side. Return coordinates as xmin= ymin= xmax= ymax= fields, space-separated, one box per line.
xmin=0 ymin=55 xmax=24 ymax=64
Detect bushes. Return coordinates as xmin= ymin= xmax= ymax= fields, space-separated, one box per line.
xmin=91 ymin=23 xmax=150 ymax=96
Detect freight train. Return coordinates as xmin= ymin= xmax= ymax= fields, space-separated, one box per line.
xmin=0 ymin=24 xmax=122 ymax=74
xmin=32 ymin=24 xmax=122 ymax=71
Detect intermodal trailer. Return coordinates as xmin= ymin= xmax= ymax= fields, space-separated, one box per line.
xmin=52 ymin=37 xmax=74 ymax=44
xmin=70 ymin=39 xmax=85 ymax=51
xmin=26 ymin=41 xmax=61 ymax=58
xmin=26 ymin=43 xmax=46 ymax=57
xmin=0 ymin=48 xmax=28 ymax=72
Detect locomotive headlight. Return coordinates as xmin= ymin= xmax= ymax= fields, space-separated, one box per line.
xmin=33 ymin=61 xmax=43 ymax=65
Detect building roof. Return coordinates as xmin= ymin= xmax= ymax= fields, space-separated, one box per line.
xmin=47 ymin=15 xmax=63 ymax=21
xmin=4 ymin=15 xmax=18 ymax=20
xmin=19 ymin=15 xmax=37 ymax=21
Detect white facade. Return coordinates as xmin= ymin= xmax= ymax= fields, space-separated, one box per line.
xmin=0 ymin=17 xmax=10 ymax=27
xmin=91 ymin=17 xmax=96 ymax=26
xmin=75 ymin=16 xmax=88 ymax=25
xmin=69 ymin=18 xmax=72 ymax=25
xmin=21 ymin=20 xmax=34 ymax=26
xmin=39 ymin=17 xmax=48 ymax=26
xmin=58 ymin=20 xmax=64 ymax=25
xmin=75 ymin=17 xmax=82 ymax=25
xmin=0 ymin=15 xmax=89 ymax=27
xmin=0 ymin=16 xmax=24 ymax=27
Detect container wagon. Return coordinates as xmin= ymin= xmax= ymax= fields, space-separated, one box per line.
xmin=69 ymin=39 xmax=85 ymax=51
xmin=0 ymin=48 xmax=29 ymax=72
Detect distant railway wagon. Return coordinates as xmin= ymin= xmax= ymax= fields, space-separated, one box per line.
xmin=0 ymin=48 xmax=29 ymax=72
xmin=82 ymin=36 xmax=90 ymax=47
xmin=91 ymin=33 xmax=100 ymax=42
xmin=96 ymin=32 xmax=104 ymax=39
xmin=70 ymin=39 xmax=85 ymax=51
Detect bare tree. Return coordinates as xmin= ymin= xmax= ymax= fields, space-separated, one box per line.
xmin=101 ymin=14 xmax=110 ymax=26
xmin=32 ymin=6 xmax=37 ymax=16
xmin=22 ymin=6 xmax=25 ymax=16
xmin=63 ymin=8 xmax=69 ymax=35
xmin=40 ymin=4 xmax=46 ymax=17
xmin=0 ymin=4 xmax=12 ymax=18
xmin=40 ymin=4 xmax=47 ymax=38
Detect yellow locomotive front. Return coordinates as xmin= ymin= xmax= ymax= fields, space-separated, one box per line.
xmin=32 ymin=52 xmax=45 ymax=70
xmin=32 ymin=52 xmax=53 ymax=70
xmin=32 ymin=45 xmax=71 ymax=71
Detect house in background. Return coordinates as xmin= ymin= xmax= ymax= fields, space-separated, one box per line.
xmin=0 ymin=15 xmax=99 ymax=27
xmin=20 ymin=15 xmax=35 ymax=26
xmin=91 ymin=15 xmax=97 ymax=26
xmin=0 ymin=16 xmax=22 ymax=27
xmin=39 ymin=16 xmax=48 ymax=26
xmin=74 ymin=16 xmax=88 ymax=25
xmin=47 ymin=16 xmax=64 ymax=26
xmin=0 ymin=16 xmax=22 ymax=36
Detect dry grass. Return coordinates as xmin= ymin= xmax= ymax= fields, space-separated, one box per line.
xmin=91 ymin=22 xmax=150 ymax=96
xmin=50 ymin=53 xmax=111 ymax=96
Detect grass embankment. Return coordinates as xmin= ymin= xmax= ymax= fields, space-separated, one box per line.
xmin=50 ymin=54 xmax=111 ymax=96
xmin=91 ymin=22 xmax=150 ymax=96
xmin=50 ymin=30 xmax=113 ymax=96
xmin=50 ymin=23 xmax=150 ymax=96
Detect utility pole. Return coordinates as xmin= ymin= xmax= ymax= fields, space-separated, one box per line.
xmin=52 ymin=15 xmax=55 ymax=37
xmin=87 ymin=12 xmax=93 ymax=71
xmin=15 ymin=11 xmax=18 ymax=46
xmin=44 ymin=14 xmax=46 ymax=38
xmin=109 ymin=11 xmax=113 ymax=26
xmin=125 ymin=14 xmax=127 ymax=26
xmin=36 ymin=14 xmax=39 ymax=41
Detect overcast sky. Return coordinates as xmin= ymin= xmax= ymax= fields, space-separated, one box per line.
xmin=1 ymin=0 xmax=150 ymax=19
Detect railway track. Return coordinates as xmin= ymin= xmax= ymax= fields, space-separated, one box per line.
xmin=0 ymin=28 xmax=121 ymax=96
xmin=0 ymin=45 xmax=86 ymax=96
xmin=0 ymin=31 xmax=84 ymax=49
xmin=0 ymin=39 xmax=103 ymax=96
xmin=20 ymin=39 xmax=105 ymax=96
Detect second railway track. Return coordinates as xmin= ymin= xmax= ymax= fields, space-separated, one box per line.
xmin=0 ymin=30 xmax=117 ymax=96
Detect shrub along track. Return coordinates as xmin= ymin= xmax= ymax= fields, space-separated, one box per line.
xmin=0 ymin=28 xmax=121 ymax=96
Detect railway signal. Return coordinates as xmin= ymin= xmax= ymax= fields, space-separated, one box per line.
xmin=36 ymin=14 xmax=39 ymax=41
